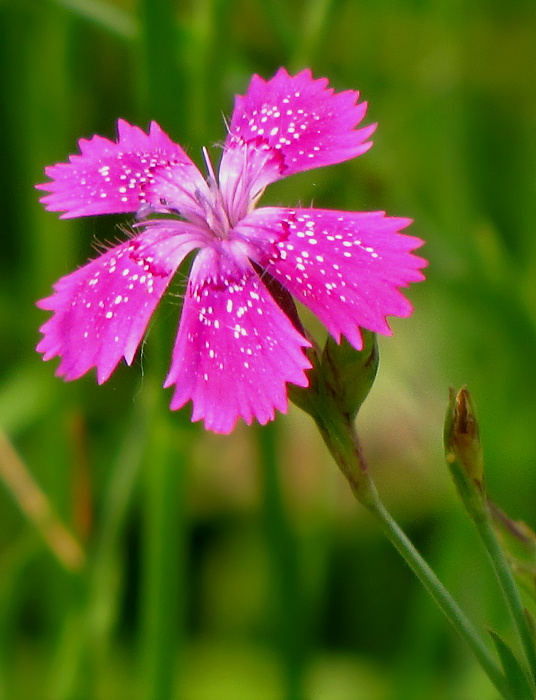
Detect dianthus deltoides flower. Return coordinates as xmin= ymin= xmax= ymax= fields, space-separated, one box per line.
xmin=37 ymin=68 xmax=426 ymax=433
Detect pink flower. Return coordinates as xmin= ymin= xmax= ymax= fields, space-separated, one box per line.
xmin=36 ymin=68 xmax=426 ymax=433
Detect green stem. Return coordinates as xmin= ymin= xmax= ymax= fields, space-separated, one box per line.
xmin=367 ymin=488 xmax=509 ymax=698
xmin=445 ymin=385 xmax=536 ymax=690
xmin=86 ymin=401 xmax=148 ymax=692
xmin=139 ymin=412 xmax=188 ymax=700
xmin=137 ymin=0 xmax=184 ymax=128
xmin=475 ymin=504 xmax=536 ymax=687
xmin=314 ymin=411 xmax=509 ymax=699
xmin=135 ymin=0 xmax=190 ymax=692
xmin=257 ymin=422 xmax=306 ymax=700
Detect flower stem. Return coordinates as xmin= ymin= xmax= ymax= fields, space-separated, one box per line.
xmin=444 ymin=386 xmax=536 ymax=690
xmin=366 ymin=486 xmax=509 ymax=697
xmin=314 ymin=411 xmax=509 ymax=699
xmin=474 ymin=502 xmax=536 ymax=688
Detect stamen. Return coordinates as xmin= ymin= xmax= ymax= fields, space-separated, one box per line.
xmin=202 ymin=146 xmax=217 ymax=185
xmin=195 ymin=153 xmax=232 ymax=239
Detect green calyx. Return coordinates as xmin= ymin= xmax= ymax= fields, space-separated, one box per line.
xmin=289 ymin=330 xmax=379 ymax=424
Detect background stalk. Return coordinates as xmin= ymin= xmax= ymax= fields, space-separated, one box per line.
xmin=257 ymin=421 xmax=307 ymax=700
xmin=139 ymin=409 xmax=189 ymax=700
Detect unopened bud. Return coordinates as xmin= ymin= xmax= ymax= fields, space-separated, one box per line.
xmin=444 ymin=386 xmax=484 ymax=490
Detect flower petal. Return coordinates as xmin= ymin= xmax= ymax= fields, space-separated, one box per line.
xmin=222 ymin=68 xmax=375 ymax=186
xmin=164 ymin=245 xmax=311 ymax=434
xmin=37 ymin=120 xmax=206 ymax=220
xmin=235 ymin=207 xmax=427 ymax=349
xmin=37 ymin=224 xmax=202 ymax=383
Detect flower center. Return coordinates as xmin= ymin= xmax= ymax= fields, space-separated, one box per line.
xmin=141 ymin=141 xmax=280 ymax=242
xmin=192 ymin=147 xmax=233 ymax=240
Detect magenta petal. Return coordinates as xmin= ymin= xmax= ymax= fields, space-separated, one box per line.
xmin=164 ymin=246 xmax=311 ymax=434
xmin=37 ymin=120 xmax=206 ymax=219
xmin=224 ymin=68 xmax=375 ymax=180
xmin=36 ymin=226 xmax=200 ymax=383
xmin=236 ymin=207 xmax=427 ymax=349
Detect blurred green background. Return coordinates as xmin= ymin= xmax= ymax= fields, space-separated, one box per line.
xmin=1 ymin=0 xmax=536 ymax=698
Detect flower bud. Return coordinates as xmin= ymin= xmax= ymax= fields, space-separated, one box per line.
xmin=444 ymin=386 xmax=484 ymax=491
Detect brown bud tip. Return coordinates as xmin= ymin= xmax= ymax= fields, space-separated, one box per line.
xmin=444 ymin=386 xmax=484 ymax=486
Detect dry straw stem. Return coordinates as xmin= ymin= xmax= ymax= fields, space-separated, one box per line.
xmin=0 ymin=430 xmax=85 ymax=572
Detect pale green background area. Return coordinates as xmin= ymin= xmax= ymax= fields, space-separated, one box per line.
xmin=0 ymin=0 xmax=536 ymax=698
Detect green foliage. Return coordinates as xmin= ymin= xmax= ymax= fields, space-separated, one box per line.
xmin=490 ymin=631 xmax=534 ymax=700
xmin=1 ymin=0 xmax=536 ymax=698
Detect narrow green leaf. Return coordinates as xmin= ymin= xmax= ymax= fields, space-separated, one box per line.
xmin=50 ymin=0 xmax=138 ymax=39
xmin=489 ymin=630 xmax=535 ymax=700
